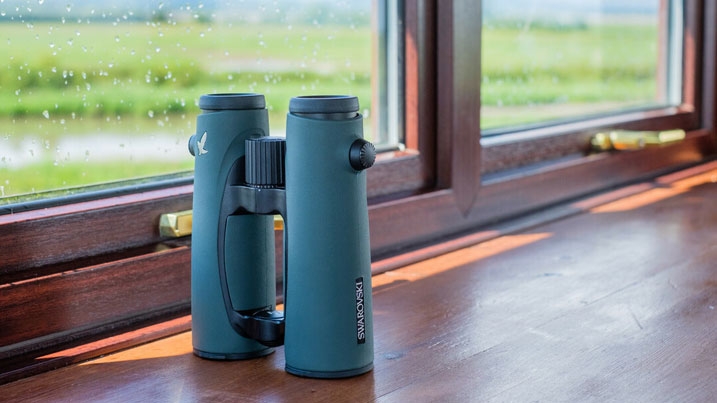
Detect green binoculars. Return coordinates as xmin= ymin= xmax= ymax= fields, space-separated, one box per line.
xmin=189 ymin=93 xmax=375 ymax=378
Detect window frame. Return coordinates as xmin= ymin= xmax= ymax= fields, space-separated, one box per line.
xmin=2 ymin=0 xmax=716 ymax=381
xmin=370 ymin=0 xmax=716 ymax=259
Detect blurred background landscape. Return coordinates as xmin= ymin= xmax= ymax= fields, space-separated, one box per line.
xmin=0 ymin=0 xmax=665 ymax=201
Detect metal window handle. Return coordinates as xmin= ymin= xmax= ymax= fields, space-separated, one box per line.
xmin=591 ymin=129 xmax=686 ymax=151
xmin=159 ymin=210 xmax=193 ymax=238
xmin=159 ymin=210 xmax=283 ymax=238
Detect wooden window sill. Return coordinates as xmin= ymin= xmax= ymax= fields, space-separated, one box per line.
xmin=3 ymin=161 xmax=717 ymax=400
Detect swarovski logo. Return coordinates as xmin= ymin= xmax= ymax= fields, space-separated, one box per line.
xmin=355 ymin=277 xmax=366 ymax=344
xmin=197 ymin=131 xmax=208 ymax=155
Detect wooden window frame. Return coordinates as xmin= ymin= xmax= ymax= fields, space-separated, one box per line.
xmin=370 ymin=0 xmax=717 ymax=259
xmin=2 ymin=0 xmax=716 ymax=383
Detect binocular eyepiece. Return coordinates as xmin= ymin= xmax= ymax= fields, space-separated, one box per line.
xmin=189 ymin=93 xmax=375 ymax=379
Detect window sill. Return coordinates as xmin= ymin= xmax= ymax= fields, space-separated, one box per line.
xmin=4 ymin=161 xmax=717 ymax=399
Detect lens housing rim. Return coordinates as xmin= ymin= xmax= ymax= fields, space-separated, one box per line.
xmin=289 ymin=95 xmax=359 ymax=115
xmin=199 ymin=93 xmax=266 ymax=111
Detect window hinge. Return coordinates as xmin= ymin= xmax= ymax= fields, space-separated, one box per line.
xmin=591 ymin=129 xmax=686 ymax=151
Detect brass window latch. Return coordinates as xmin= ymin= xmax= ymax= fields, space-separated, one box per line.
xmin=591 ymin=129 xmax=686 ymax=151
xmin=159 ymin=210 xmax=193 ymax=238
xmin=158 ymin=210 xmax=284 ymax=238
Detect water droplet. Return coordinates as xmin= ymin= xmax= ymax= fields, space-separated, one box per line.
xmin=38 ymin=0 xmax=44 ymax=5
xmin=66 ymin=4 xmax=72 ymax=12
xmin=148 ymin=110 xmax=154 ymax=118
xmin=155 ymin=47 xmax=161 ymax=53
xmin=115 ymin=36 xmax=120 ymax=42
xmin=42 ymin=110 xmax=50 ymax=119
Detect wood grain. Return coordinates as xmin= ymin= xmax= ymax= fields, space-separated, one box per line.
xmin=4 ymin=164 xmax=717 ymax=401
xmin=0 ymin=186 xmax=193 ymax=275
xmin=0 ymin=247 xmax=190 ymax=360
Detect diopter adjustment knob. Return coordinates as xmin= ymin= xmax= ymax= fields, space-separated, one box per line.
xmin=349 ymin=139 xmax=376 ymax=171
xmin=245 ymin=137 xmax=286 ymax=188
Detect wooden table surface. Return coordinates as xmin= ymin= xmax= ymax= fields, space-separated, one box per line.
xmin=3 ymin=165 xmax=717 ymax=402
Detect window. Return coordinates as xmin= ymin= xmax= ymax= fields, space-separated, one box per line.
xmin=2 ymin=0 xmax=716 ymax=383
xmin=370 ymin=0 xmax=714 ymax=257
xmin=481 ymin=0 xmax=683 ymax=132
xmin=0 ymin=0 xmax=401 ymax=205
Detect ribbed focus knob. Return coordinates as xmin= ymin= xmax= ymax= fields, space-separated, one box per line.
xmin=349 ymin=139 xmax=376 ymax=171
xmin=245 ymin=137 xmax=286 ymax=188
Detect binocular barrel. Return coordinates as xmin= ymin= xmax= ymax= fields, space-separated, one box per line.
xmin=283 ymin=96 xmax=374 ymax=378
xmin=189 ymin=93 xmax=375 ymax=378
xmin=190 ymin=93 xmax=277 ymax=359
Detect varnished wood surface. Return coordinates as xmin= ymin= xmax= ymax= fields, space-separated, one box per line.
xmin=4 ymin=166 xmax=717 ymax=402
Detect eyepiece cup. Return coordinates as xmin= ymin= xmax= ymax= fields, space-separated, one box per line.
xmin=289 ymin=95 xmax=359 ymax=114
xmin=199 ymin=93 xmax=266 ymax=111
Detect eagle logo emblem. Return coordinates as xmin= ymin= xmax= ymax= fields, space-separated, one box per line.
xmin=197 ymin=131 xmax=208 ymax=155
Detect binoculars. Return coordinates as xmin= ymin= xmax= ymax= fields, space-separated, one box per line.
xmin=188 ymin=93 xmax=375 ymax=378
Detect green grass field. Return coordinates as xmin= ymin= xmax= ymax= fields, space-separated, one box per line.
xmin=1 ymin=20 xmax=371 ymax=120
xmin=481 ymin=22 xmax=661 ymax=127
xmin=0 ymin=19 xmax=661 ymax=201
xmin=0 ymin=20 xmax=372 ymax=200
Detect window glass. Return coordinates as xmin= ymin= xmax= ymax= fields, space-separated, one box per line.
xmin=481 ymin=0 xmax=681 ymax=132
xmin=0 ymin=1 xmax=395 ymax=203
